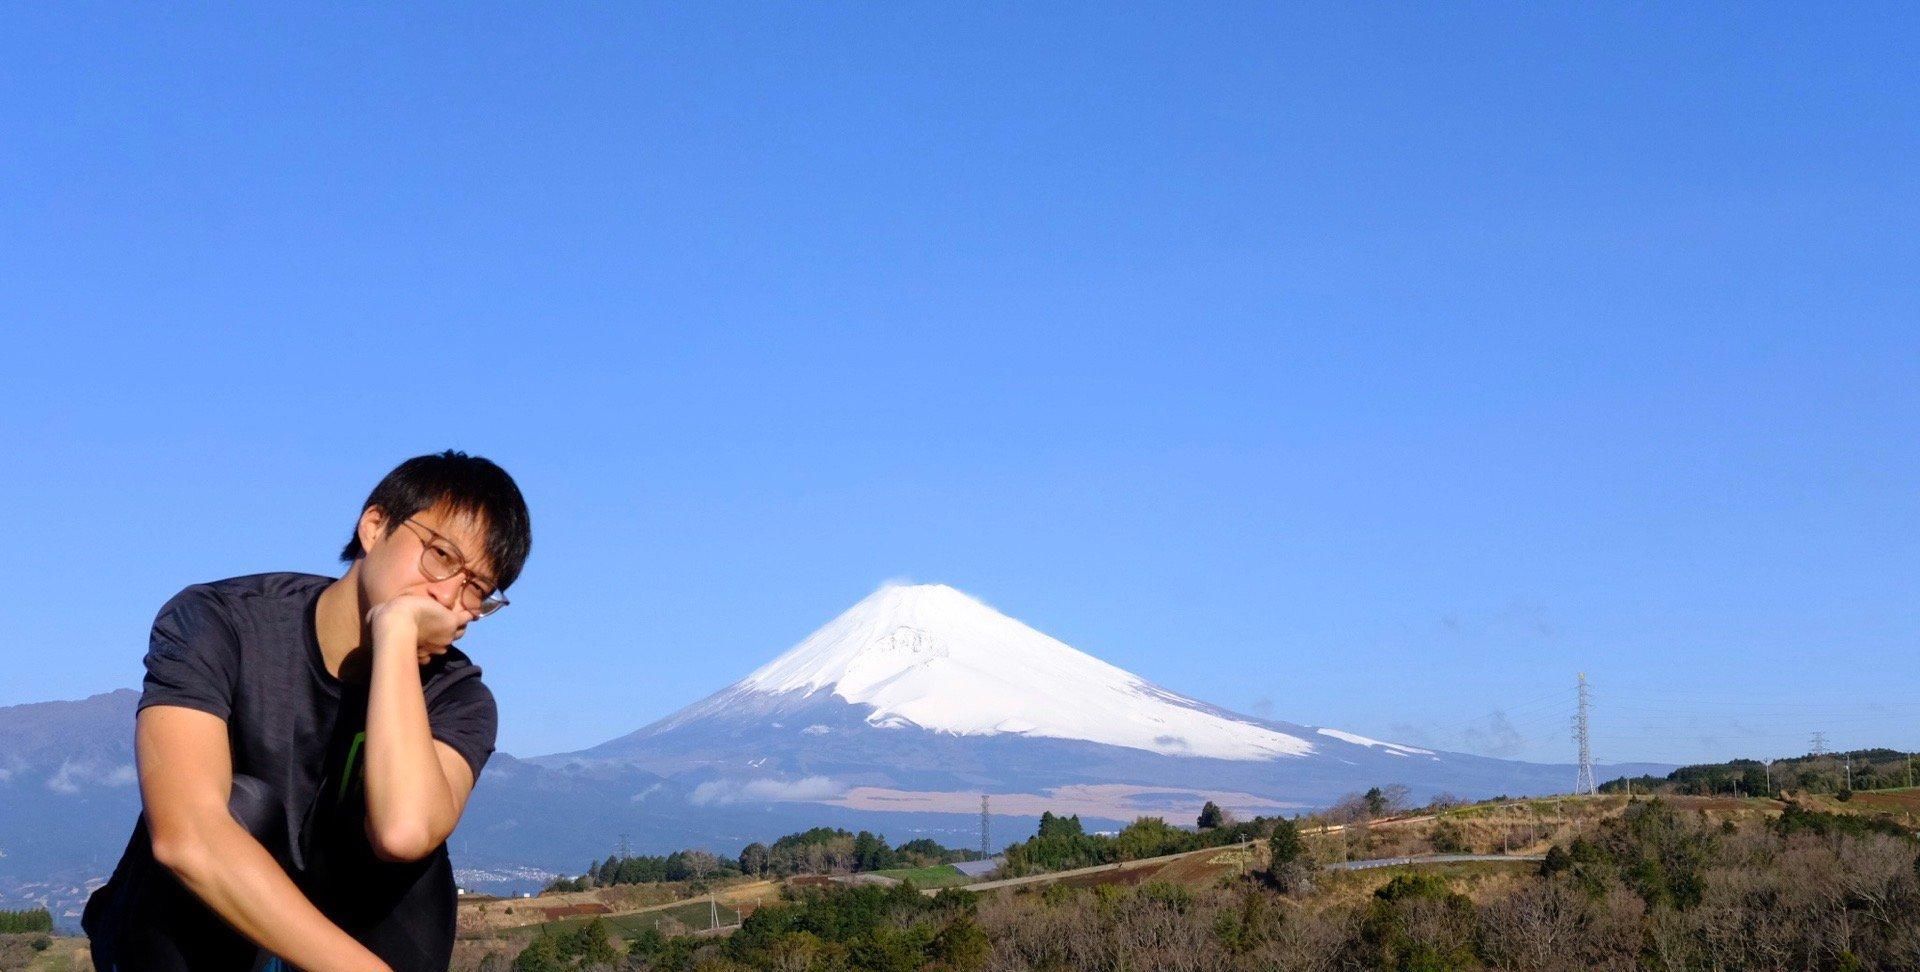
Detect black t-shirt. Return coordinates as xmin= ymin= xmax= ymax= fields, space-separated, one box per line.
xmin=84 ymin=572 xmax=498 ymax=971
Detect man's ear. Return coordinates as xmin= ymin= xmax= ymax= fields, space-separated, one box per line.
xmin=356 ymin=505 xmax=389 ymax=555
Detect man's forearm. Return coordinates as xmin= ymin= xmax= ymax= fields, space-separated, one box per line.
xmin=364 ymin=616 xmax=458 ymax=858
xmin=161 ymin=813 xmax=389 ymax=972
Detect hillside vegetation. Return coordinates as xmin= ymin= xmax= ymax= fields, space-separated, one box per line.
xmin=438 ymin=788 xmax=1920 ymax=971
xmin=1602 ymin=748 xmax=1920 ymax=802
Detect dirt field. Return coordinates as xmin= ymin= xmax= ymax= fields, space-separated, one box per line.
xmin=1842 ymin=788 xmax=1920 ymax=818
xmin=458 ymin=878 xmax=781 ymax=936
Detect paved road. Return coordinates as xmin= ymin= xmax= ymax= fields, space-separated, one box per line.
xmin=1325 ymin=853 xmax=1544 ymax=871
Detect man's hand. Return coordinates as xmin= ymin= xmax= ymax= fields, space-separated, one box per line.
xmin=367 ymin=595 xmax=466 ymax=665
xmin=361 ymin=595 xmax=478 ymax=861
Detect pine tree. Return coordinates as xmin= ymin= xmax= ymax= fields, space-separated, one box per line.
xmin=1269 ymin=817 xmax=1303 ymax=868
xmin=571 ymin=918 xmax=619 ymax=968
xmin=511 ymin=931 xmax=564 ymax=972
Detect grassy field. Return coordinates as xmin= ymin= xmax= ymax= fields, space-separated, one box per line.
xmin=869 ymin=865 xmax=974 ymax=888
xmin=7 ymin=935 xmax=88 ymax=971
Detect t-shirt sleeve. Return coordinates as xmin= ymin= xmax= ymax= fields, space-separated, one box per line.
xmin=428 ymin=675 xmax=498 ymax=783
xmin=139 ymin=586 xmax=242 ymax=721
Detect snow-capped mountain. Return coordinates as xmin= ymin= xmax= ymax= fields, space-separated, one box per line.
xmin=538 ymin=583 xmax=1656 ymax=823
xmin=654 ymin=583 xmax=1325 ymax=760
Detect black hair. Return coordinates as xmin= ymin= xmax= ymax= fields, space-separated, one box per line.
xmin=339 ymin=450 xmax=533 ymax=591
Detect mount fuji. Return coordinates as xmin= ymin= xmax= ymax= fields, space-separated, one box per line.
xmin=519 ymin=583 xmax=1658 ymax=824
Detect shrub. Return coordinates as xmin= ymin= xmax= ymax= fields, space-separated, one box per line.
xmin=1428 ymin=819 xmax=1469 ymax=854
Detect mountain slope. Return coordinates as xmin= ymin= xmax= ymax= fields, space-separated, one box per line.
xmin=549 ymin=583 xmax=1661 ymax=819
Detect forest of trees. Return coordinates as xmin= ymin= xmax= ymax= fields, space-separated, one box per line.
xmin=545 ymin=828 xmax=984 ymax=892
xmin=0 ymin=908 xmax=53 ymax=933
xmin=499 ymin=798 xmax=1920 ymax=971
xmin=999 ymin=786 xmax=1417 ymax=878
xmin=1601 ymin=748 xmax=1920 ymax=798
xmin=999 ymin=810 xmax=1251 ymax=876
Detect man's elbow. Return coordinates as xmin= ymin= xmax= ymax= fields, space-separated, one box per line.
xmin=368 ymin=821 xmax=441 ymax=863
xmin=150 ymin=828 xmax=215 ymax=883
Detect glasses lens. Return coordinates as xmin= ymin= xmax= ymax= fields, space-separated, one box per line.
xmin=456 ymin=580 xmax=505 ymax=617
xmin=422 ymin=542 xmax=463 ymax=581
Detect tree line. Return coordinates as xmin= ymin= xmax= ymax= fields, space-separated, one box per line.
xmin=1602 ymin=747 xmax=1920 ymax=798
xmin=0 ymin=908 xmax=53 ymax=933
xmin=545 ymin=827 xmax=984 ymax=892
xmin=1001 ymin=787 xmax=1418 ymax=878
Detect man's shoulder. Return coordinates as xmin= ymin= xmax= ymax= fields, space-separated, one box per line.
xmin=426 ymin=646 xmax=492 ymax=695
xmin=152 ymin=572 xmax=332 ymax=635
xmin=188 ymin=572 xmax=335 ymax=602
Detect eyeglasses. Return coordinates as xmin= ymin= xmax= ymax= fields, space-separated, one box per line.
xmin=399 ymin=518 xmax=509 ymax=618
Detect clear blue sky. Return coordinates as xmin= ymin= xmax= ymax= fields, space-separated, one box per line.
xmin=3 ymin=4 xmax=1914 ymax=767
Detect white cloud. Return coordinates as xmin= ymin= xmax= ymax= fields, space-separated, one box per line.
xmin=45 ymin=759 xmax=137 ymax=794
xmin=689 ymin=775 xmax=844 ymax=806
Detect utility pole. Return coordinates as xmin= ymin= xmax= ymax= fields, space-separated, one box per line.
xmin=1765 ymin=759 xmax=1772 ymax=797
xmin=980 ymin=794 xmax=990 ymax=859
xmin=1846 ymin=753 xmax=1853 ymax=791
xmin=1573 ymin=673 xmax=1596 ymax=795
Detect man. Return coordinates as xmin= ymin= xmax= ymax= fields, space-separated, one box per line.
xmin=84 ymin=451 xmax=532 ymax=971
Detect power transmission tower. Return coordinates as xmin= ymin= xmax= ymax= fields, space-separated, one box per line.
xmin=980 ymin=795 xmax=990 ymax=858
xmin=619 ymin=833 xmax=631 ymax=859
xmin=1573 ymin=673 xmax=1596 ymax=795
xmin=1811 ymin=732 xmax=1827 ymax=756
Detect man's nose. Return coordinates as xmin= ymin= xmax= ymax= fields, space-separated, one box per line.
xmin=426 ymin=575 xmax=463 ymax=610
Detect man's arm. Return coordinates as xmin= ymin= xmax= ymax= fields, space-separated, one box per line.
xmin=138 ymin=705 xmax=391 ymax=972
xmin=361 ymin=607 xmax=477 ymax=862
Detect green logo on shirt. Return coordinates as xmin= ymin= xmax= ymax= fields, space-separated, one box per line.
xmin=336 ymin=731 xmax=366 ymax=804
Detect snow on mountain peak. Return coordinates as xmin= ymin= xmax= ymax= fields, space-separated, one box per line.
xmin=737 ymin=582 xmax=1315 ymax=761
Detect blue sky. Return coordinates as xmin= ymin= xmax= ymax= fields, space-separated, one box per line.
xmin=3 ymin=4 xmax=1915 ymax=767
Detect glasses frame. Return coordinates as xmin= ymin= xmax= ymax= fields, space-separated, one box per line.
xmin=398 ymin=518 xmax=509 ymax=618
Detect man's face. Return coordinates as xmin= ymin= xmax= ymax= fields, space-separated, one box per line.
xmin=355 ymin=501 xmax=497 ymax=636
